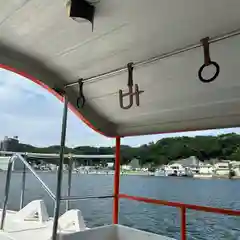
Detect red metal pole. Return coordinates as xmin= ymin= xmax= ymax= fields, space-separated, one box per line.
xmin=181 ymin=207 xmax=186 ymax=240
xmin=113 ymin=137 xmax=121 ymax=224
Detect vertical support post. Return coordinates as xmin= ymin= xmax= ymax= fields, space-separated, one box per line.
xmin=113 ymin=137 xmax=121 ymax=224
xmin=66 ymin=156 xmax=73 ymax=212
xmin=181 ymin=207 xmax=186 ymax=240
xmin=52 ymin=95 xmax=68 ymax=240
xmin=20 ymin=164 xmax=26 ymax=209
xmin=0 ymin=156 xmax=15 ymax=230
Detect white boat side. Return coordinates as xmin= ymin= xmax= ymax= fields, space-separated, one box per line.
xmin=0 ymin=200 xmax=175 ymax=240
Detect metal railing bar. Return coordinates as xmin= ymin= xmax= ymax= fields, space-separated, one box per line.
xmin=66 ymin=157 xmax=73 ymax=211
xmin=119 ymin=194 xmax=240 ymax=216
xmin=60 ymin=195 xmax=113 ymax=201
xmin=0 ymin=151 xmax=115 ymax=159
xmin=16 ymin=154 xmax=56 ymax=200
xmin=0 ymin=155 xmax=16 ymax=229
xmin=65 ymin=27 xmax=240 ymax=87
xmin=0 ymin=154 xmax=57 ymax=230
xmin=52 ymin=95 xmax=69 ymax=240
xmin=20 ymin=164 xmax=26 ymax=209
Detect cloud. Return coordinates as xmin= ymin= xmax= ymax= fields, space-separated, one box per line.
xmin=0 ymin=69 xmax=113 ymax=146
xmin=0 ymin=68 xmax=239 ymax=147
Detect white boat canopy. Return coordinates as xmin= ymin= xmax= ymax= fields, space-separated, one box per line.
xmin=1 ymin=0 xmax=240 ymax=137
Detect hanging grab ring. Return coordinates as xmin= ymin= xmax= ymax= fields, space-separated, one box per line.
xmin=198 ymin=37 xmax=220 ymax=83
xmin=77 ymin=79 xmax=85 ymax=108
xmin=198 ymin=61 xmax=220 ymax=83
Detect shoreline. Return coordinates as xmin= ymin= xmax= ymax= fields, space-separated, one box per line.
xmin=7 ymin=170 xmax=240 ymax=179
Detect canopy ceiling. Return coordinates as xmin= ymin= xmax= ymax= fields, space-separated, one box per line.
xmin=1 ymin=0 xmax=240 ymax=137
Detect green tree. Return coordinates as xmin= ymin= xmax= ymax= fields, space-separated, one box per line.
xmin=230 ymin=147 xmax=240 ymax=161
xmin=16 ymin=133 xmax=240 ymax=165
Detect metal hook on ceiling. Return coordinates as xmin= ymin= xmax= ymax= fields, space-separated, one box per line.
xmin=198 ymin=37 xmax=220 ymax=83
xmin=119 ymin=63 xmax=144 ymax=110
xmin=77 ymin=79 xmax=86 ymax=108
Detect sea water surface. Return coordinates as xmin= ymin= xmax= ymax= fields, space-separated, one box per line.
xmin=0 ymin=172 xmax=239 ymax=240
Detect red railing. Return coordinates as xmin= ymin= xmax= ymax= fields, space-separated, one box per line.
xmin=118 ymin=193 xmax=240 ymax=240
xmin=112 ymin=137 xmax=240 ymax=240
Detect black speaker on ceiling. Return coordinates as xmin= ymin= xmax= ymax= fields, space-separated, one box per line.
xmin=67 ymin=0 xmax=95 ymax=30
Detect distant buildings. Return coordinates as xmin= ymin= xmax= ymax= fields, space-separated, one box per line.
xmin=214 ymin=162 xmax=230 ymax=175
xmin=154 ymin=155 xmax=240 ymax=178
xmin=106 ymin=162 xmax=114 ymax=169
xmin=121 ymin=164 xmax=132 ymax=171
xmin=128 ymin=158 xmax=141 ymax=169
xmin=121 ymin=158 xmax=141 ymax=171
xmin=0 ymin=136 xmax=23 ymax=171
xmin=0 ymin=136 xmax=20 ymax=152
xmin=171 ymin=156 xmax=200 ymax=170
xmin=198 ymin=164 xmax=213 ymax=174
xmin=155 ymin=156 xmax=240 ymax=178
xmin=164 ymin=163 xmax=186 ymax=176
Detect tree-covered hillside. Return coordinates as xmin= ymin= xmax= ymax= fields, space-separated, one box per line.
xmin=18 ymin=133 xmax=240 ymax=166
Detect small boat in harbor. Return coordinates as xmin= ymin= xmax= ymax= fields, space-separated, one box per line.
xmin=154 ymin=169 xmax=167 ymax=177
xmin=155 ymin=165 xmax=193 ymax=177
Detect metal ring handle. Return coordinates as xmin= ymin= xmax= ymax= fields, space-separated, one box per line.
xmin=77 ymin=80 xmax=85 ymax=108
xmin=198 ymin=61 xmax=220 ymax=83
xmin=77 ymin=95 xmax=85 ymax=108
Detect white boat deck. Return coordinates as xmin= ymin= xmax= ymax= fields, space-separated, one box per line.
xmin=0 ymin=200 xmax=175 ymax=240
xmin=0 ymin=211 xmax=86 ymax=240
xmin=59 ymin=225 xmax=175 ymax=240
xmin=0 ymin=200 xmax=88 ymax=240
xmin=0 ymin=211 xmax=52 ymax=240
xmin=0 ymin=209 xmax=53 ymax=240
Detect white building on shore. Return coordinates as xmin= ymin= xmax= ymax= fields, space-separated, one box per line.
xmin=198 ymin=164 xmax=213 ymax=174
xmin=164 ymin=163 xmax=186 ymax=176
xmin=121 ymin=165 xmax=132 ymax=171
xmin=213 ymin=162 xmax=230 ymax=175
xmin=162 ymin=156 xmax=215 ymax=177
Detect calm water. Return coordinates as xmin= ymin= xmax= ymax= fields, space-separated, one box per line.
xmin=0 ymin=172 xmax=239 ymax=240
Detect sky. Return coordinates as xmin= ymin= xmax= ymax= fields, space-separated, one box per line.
xmin=0 ymin=68 xmax=239 ymax=148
